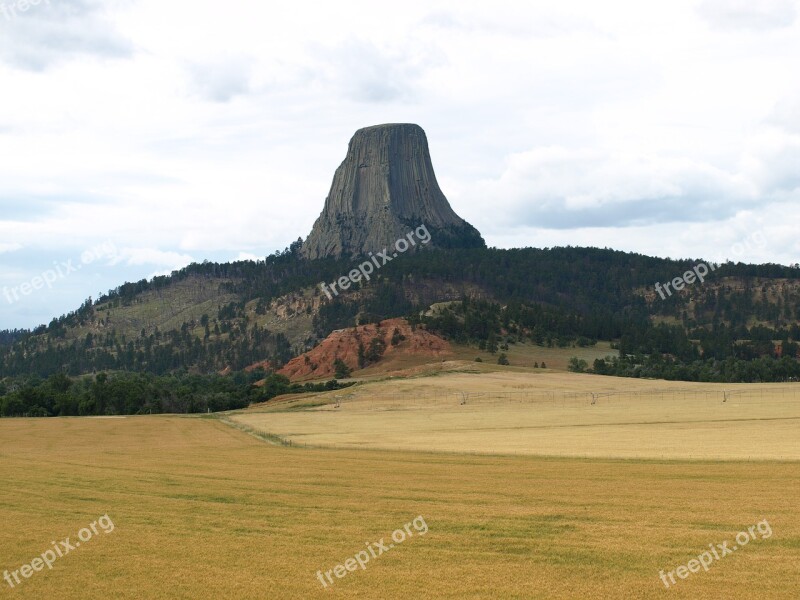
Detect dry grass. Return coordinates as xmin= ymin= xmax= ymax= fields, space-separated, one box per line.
xmin=0 ymin=415 xmax=798 ymax=599
xmin=236 ymin=372 xmax=800 ymax=460
xmin=345 ymin=341 xmax=616 ymax=382
xmin=89 ymin=276 xmax=238 ymax=340
xmin=448 ymin=340 xmax=617 ymax=371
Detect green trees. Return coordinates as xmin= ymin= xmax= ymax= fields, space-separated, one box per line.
xmin=366 ymin=337 xmax=386 ymax=363
xmin=333 ymin=358 xmax=352 ymax=379
xmin=0 ymin=370 xmax=353 ymax=417
xmin=357 ymin=342 xmax=366 ymax=369
xmin=587 ymin=353 xmax=800 ymax=382
xmin=421 ymin=299 xmax=601 ymax=352
xmin=2 ymin=245 xmax=800 ymax=383
xmin=568 ymin=357 xmax=588 ymax=373
xmin=390 ymin=328 xmax=406 ymax=346
xmin=1 ymin=394 xmax=25 ymax=417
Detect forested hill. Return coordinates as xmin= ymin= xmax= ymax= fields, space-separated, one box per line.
xmin=2 ymin=244 xmax=800 ymax=380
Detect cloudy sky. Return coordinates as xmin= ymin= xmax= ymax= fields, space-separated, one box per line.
xmin=1 ymin=0 xmax=799 ymax=329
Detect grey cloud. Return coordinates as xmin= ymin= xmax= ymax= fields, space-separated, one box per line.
xmin=187 ymin=59 xmax=253 ymax=103
xmin=420 ymin=9 xmax=608 ymax=39
xmin=0 ymin=191 xmax=120 ymax=220
xmin=697 ymin=0 xmax=797 ymax=31
xmin=316 ymin=37 xmax=444 ymax=104
xmin=0 ymin=0 xmax=133 ymax=71
xmin=470 ymin=149 xmax=755 ymax=230
xmin=768 ymin=96 xmax=800 ymax=134
xmin=755 ymin=144 xmax=800 ymax=193
xmin=512 ymin=193 xmax=748 ymax=230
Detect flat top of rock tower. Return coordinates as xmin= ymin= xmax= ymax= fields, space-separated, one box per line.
xmin=353 ymin=123 xmax=425 ymax=135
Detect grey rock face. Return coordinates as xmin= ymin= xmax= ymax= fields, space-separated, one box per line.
xmin=301 ymin=123 xmax=484 ymax=259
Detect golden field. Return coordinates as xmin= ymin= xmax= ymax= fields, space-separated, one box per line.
xmin=234 ymin=371 xmax=800 ymax=460
xmin=1 ymin=371 xmax=799 ymax=598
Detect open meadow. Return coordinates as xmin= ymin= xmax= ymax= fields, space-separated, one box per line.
xmin=1 ymin=371 xmax=799 ymax=598
xmin=233 ymin=371 xmax=800 ymax=460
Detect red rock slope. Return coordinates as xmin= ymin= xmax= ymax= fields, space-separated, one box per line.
xmin=277 ymin=318 xmax=451 ymax=381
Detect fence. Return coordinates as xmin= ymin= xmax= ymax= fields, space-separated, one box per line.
xmin=331 ymin=386 xmax=800 ymax=411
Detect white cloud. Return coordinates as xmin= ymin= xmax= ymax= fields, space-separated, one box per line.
xmin=740 ymin=129 xmax=800 ymax=194
xmin=110 ymin=248 xmax=195 ymax=269
xmin=768 ymin=92 xmax=800 ymax=134
xmin=0 ymin=0 xmax=134 ymax=71
xmin=235 ymin=252 xmax=261 ymax=262
xmin=0 ymin=242 xmax=22 ymax=254
xmin=1 ymin=0 xmax=800 ymax=327
xmin=467 ymin=146 xmax=753 ymax=230
xmin=697 ymin=0 xmax=798 ymax=31
xmin=187 ymin=57 xmax=253 ymax=103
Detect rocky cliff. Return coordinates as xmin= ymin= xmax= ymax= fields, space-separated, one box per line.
xmin=301 ymin=123 xmax=484 ymax=259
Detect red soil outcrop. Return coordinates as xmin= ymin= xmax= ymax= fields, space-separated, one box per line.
xmin=276 ymin=318 xmax=451 ymax=381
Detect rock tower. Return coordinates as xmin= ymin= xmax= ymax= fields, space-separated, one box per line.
xmin=302 ymin=123 xmax=484 ymax=259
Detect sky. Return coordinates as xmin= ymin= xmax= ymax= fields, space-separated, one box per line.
xmin=1 ymin=0 xmax=799 ymax=329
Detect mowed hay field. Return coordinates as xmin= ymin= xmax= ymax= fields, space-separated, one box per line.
xmin=233 ymin=372 xmax=800 ymax=460
xmin=1 ymin=416 xmax=799 ymax=599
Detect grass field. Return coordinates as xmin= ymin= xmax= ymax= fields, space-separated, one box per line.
xmin=1 ymin=414 xmax=799 ymax=599
xmin=233 ymin=372 xmax=800 ymax=460
xmin=3 ymin=370 xmax=800 ymax=598
xmin=351 ymin=341 xmax=617 ymax=378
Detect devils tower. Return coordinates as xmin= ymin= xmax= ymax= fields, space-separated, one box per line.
xmin=301 ymin=123 xmax=484 ymax=259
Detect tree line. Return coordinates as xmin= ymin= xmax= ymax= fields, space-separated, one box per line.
xmin=0 ymin=370 xmax=352 ymax=417
xmin=2 ymin=245 xmax=799 ymax=382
